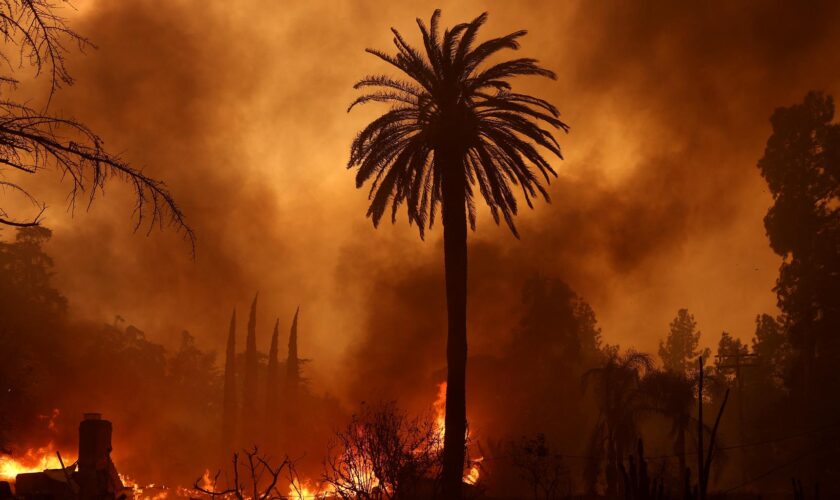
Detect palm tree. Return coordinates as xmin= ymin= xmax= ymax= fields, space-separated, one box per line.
xmin=582 ymin=350 xmax=652 ymax=496
xmin=348 ymin=11 xmax=567 ymax=497
xmin=640 ymin=369 xmax=695 ymax=481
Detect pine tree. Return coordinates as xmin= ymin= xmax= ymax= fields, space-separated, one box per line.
xmin=659 ymin=309 xmax=710 ymax=375
xmin=221 ymin=308 xmax=237 ymax=454
xmin=715 ymin=331 xmax=749 ymax=378
xmin=241 ymin=293 xmax=259 ymax=445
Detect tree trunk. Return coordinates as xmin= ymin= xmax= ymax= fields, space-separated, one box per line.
xmin=440 ymin=146 xmax=468 ymax=500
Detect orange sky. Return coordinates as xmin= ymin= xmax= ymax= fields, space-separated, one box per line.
xmin=7 ymin=0 xmax=840 ymax=396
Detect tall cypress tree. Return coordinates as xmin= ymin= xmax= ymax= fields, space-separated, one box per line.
xmin=285 ymin=307 xmax=301 ymax=398
xmin=221 ymin=308 xmax=237 ymax=454
xmin=283 ymin=307 xmax=301 ymax=451
xmin=241 ymin=293 xmax=259 ymax=445
xmin=265 ymin=318 xmax=280 ymax=446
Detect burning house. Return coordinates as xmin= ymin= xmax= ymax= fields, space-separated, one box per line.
xmin=3 ymin=414 xmax=129 ymax=500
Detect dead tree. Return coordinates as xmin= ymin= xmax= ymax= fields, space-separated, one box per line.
xmin=0 ymin=1 xmax=192 ymax=247
xmin=193 ymin=447 xmax=291 ymax=500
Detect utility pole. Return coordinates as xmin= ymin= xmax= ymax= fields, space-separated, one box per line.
xmin=715 ymin=351 xmax=757 ymax=483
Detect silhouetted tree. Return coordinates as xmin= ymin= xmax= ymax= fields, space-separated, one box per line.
xmin=169 ymin=330 xmax=217 ymax=401
xmin=0 ymin=226 xmax=66 ymax=448
xmin=0 ymin=226 xmax=66 ymax=320
xmin=348 ymin=11 xmax=567 ymax=496
xmin=640 ymin=369 xmax=695 ymax=482
xmin=751 ymin=314 xmax=788 ymax=388
xmin=222 ymin=309 xmax=238 ymax=454
xmin=516 ymin=275 xmax=603 ymax=361
xmin=757 ymin=91 xmax=840 ymax=485
xmin=241 ymin=294 xmax=259 ymax=445
xmin=282 ymin=307 xmax=304 ymax=453
xmin=265 ymin=318 xmax=280 ymax=447
xmin=285 ymin=307 xmax=301 ymax=397
xmin=0 ymin=1 xmax=191 ymax=246
xmin=757 ymin=91 xmax=840 ymax=407
xmin=714 ymin=331 xmax=749 ymax=381
xmin=583 ymin=350 xmax=653 ymax=495
xmin=659 ymin=309 xmax=710 ymax=376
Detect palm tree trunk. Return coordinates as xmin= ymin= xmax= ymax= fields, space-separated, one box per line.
xmin=440 ymin=146 xmax=468 ymax=500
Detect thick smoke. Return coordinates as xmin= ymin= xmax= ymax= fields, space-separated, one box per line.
xmin=9 ymin=0 xmax=840 ymax=420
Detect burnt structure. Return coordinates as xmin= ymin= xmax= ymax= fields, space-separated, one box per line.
xmin=8 ymin=414 xmax=128 ymax=500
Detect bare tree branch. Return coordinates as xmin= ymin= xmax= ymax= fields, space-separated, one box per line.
xmin=0 ymin=1 xmax=194 ymax=254
xmin=193 ymin=448 xmax=292 ymax=500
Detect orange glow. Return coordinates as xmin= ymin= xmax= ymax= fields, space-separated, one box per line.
xmin=433 ymin=382 xmax=483 ymax=485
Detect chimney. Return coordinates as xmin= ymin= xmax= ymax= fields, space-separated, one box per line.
xmin=78 ymin=413 xmax=112 ymax=474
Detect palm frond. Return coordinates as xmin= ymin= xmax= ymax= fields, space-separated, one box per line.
xmin=349 ymin=10 xmax=567 ymax=237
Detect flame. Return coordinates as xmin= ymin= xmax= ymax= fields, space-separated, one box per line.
xmin=0 ymin=442 xmax=71 ymax=482
xmin=287 ymin=479 xmax=335 ymax=499
xmin=433 ymin=382 xmax=483 ymax=485
xmin=120 ymin=473 xmax=183 ymax=500
xmin=433 ymin=382 xmax=447 ymax=446
xmin=199 ymin=469 xmax=214 ymax=492
xmin=463 ymin=456 xmax=484 ymax=485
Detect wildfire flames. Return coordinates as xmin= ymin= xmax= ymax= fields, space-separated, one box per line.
xmin=433 ymin=382 xmax=483 ymax=485
xmin=1 ymin=385 xmax=481 ymax=497
xmin=0 ymin=442 xmax=69 ymax=482
xmin=0 ymin=409 xmax=69 ymax=482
